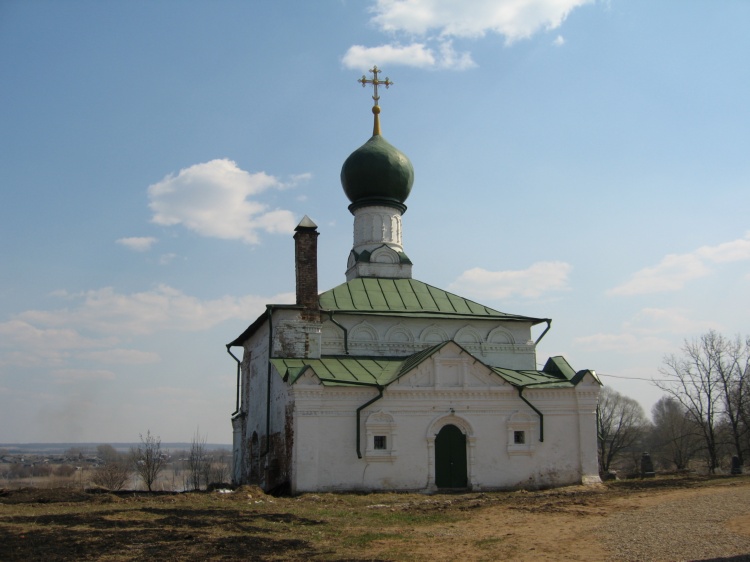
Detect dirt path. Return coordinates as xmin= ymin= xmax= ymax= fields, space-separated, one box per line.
xmin=359 ymin=479 xmax=750 ymax=561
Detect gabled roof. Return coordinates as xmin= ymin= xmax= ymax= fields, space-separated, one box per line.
xmin=271 ymin=343 xmax=452 ymax=387
xmin=319 ymin=278 xmax=547 ymax=324
xmin=271 ymin=356 xmax=407 ymax=387
xmin=227 ymin=277 xmax=549 ymax=347
xmin=492 ymin=356 xmax=600 ymax=388
xmin=270 ymin=344 xmax=596 ymax=390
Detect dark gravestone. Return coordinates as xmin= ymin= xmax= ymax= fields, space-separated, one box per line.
xmin=731 ymin=455 xmax=743 ymax=475
xmin=640 ymin=452 xmax=655 ymax=478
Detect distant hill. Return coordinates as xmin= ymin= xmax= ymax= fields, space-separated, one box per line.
xmin=0 ymin=443 xmax=232 ymax=455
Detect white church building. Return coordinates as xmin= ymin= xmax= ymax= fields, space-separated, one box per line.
xmin=227 ymin=68 xmax=601 ymax=493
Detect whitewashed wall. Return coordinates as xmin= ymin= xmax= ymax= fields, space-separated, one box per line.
xmin=233 ymin=308 xmax=599 ymax=492
xmin=320 ymin=314 xmax=538 ymax=370
xmin=289 ymin=343 xmax=600 ymax=493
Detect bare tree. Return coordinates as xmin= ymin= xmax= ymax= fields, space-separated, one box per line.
xmin=131 ymin=431 xmax=168 ymax=491
xmin=66 ymin=446 xmax=85 ymax=460
xmin=187 ymin=429 xmax=209 ymax=491
xmin=657 ymin=331 xmax=750 ymax=472
xmin=598 ymin=386 xmax=648 ymax=473
xmin=208 ymin=450 xmax=231 ymax=486
xmin=649 ymin=396 xmax=702 ymax=470
xmin=92 ymin=444 xmax=131 ymax=490
xmin=717 ymin=334 xmax=750 ymax=464
xmin=92 ymin=461 xmax=131 ymax=490
xmin=97 ymin=444 xmax=119 ymax=464
xmin=741 ymin=364 xmax=750 ymax=459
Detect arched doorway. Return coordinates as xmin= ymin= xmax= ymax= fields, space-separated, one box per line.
xmin=435 ymin=424 xmax=467 ymax=488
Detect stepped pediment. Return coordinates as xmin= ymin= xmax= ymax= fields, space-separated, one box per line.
xmin=391 ymin=341 xmax=510 ymax=390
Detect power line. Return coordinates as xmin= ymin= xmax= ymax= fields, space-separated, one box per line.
xmin=597 ymin=373 xmax=674 ymax=383
xmin=534 ymin=362 xmax=675 ymax=383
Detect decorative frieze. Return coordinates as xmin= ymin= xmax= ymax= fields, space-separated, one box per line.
xmin=352 ymin=205 xmax=403 ymax=251
xmin=320 ymin=318 xmax=536 ymax=364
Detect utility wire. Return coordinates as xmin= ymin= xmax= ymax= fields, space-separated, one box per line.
xmin=535 ymin=362 xmax=674 ymax=383
xmin=597 ymin=373 xmax=674 ymax=383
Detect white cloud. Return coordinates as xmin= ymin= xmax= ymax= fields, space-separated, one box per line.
xmin=344 ymin=43 xmax=436 ymax=69
xmin=77 ymin=349 xmax=160 ymax=365
xmin=51 ymin=369 xmax=116 ymax=385
xmin=574 ymin=332 xmax=669 ymax=354
xmin=450 ymin=261 xmax=572 ymax=299
xmin=574 ymin=307 xmax=722 ymax=354
xmin=343 ymin=41 xmax=474 ymax=70
xmin=553 ymin=35 xmax=565 ymax=46
xmin=140 ymin=386 xmax=204 ymax=400
xmin=623 ymin=308 xmax=722 ymax=336
xmin=287 ymin=173 xmax=313 ymax=188
xmin=609 ymin=233 xmax=750 ymax=295
xmin=0 ymin=286 xmax=295 ymax=378
xmin=345 ymin=0 xmax=590 ymax=70
xmin=116 ymin=236 xmax=157 ymax=252
xmin=15 ymin=285 xmax=295 ymax=336
xmin=695 ymin=234 xmax=750 ymax=263
xmin=254 ymin=210 xmax=302 ymax=234
xmin=138 ymin=386 xmax=208 ymax=407
xmin=148 ymin=159 xmax=300 ymax=244
xmin=608 ymin=253 xmax=710 ymax=296
xmin=369 ymin=0 xmax=593 ymax=43
xmin=437 ymin=40 xmax=477 ymax=70
xmin=0 ymin=319 xmax=116 ymax=351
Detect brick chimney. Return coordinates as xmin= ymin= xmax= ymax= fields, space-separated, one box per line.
xmin=294 ymin=216 xmax=320 ymax=322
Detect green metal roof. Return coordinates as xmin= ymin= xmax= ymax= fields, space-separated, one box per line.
xmin=541 ymin=356 xmax=577 ymax=379
xmin=491 ymin=367 xmax=574 ymax=389
xmin=492 ymin=356 xmax=599 ymax=388
xmin=227 ymin=278 xmax=550 ymax=347
xmin=318 ymin=278 xmax=546 ymax=323
xmin=271 ymin=345 xmax=592 ymax=390
xmin=351 ymin=246 xmax=412 ymax=265
xmin=271 ymin=356 xmax=407 ymax=386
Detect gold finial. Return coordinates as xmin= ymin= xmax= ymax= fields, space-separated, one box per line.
xmin=358 ymin=65 xmax=392 ymax=136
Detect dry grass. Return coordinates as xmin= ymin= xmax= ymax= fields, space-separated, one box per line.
xmin=1 ymin=476 xmax=749 ymax=561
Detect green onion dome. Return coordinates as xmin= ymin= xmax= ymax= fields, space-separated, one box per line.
xmin=340 ymin=133 xmax=414 ymax=213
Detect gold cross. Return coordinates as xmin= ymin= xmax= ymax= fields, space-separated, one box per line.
xmin=358 ymin=66 xmax=393 ymax=107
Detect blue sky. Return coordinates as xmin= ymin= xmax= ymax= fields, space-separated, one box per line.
xmin=2 ymin=0 xmax=749 ymax=443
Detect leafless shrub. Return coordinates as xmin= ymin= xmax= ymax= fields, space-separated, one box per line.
xmin=187 ymin=429 xmax=209 ymax=491
xmin=54 ymin=464 xmax=77 ymax=478
xmin=91 ymin=461 xmax=131 ymax=491
xmin=598 ymin=386 xmax=648 ymax=473
xmin=131 ymin=430 xmax=168 ymax=492
xmin=208 ymin=450 xmax=230 ymax=486
xmin=657 ymin=331 xmax=750 ymax=472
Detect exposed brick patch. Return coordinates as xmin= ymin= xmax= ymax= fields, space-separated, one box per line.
xmin=294 ymin=225 xmax=320 ymax=323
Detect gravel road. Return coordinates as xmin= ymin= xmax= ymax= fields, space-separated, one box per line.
xmin=599 ymin=485 xmax=750 ymax=562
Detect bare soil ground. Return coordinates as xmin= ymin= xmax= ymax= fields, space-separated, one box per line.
xmin=1 ymin=475 xmax=750 ymax=561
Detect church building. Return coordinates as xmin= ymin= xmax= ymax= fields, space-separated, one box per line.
xmin=227 ymin=68 xmax=601 ymax=493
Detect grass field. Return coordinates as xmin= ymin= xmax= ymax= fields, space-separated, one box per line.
xmin=2 ymin=475 xmax=749 ymax=561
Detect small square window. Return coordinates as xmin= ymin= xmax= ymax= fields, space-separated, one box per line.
xmin=374 ymin=435 xmax=387 ymax=450
xmin=514 ymin=431 xmax=525 ymax=445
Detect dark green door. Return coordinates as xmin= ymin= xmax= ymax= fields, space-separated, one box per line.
xmin=435 ymin=424 xmax=467 ymax=488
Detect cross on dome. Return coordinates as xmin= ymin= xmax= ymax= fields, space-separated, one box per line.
xmin=342 ymin=63 xmax=414 ymax=228
xmin=357 ymin=66 xmax=393 ymax=136
xmin=358 ymin=65 xmax=393 ymax=108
